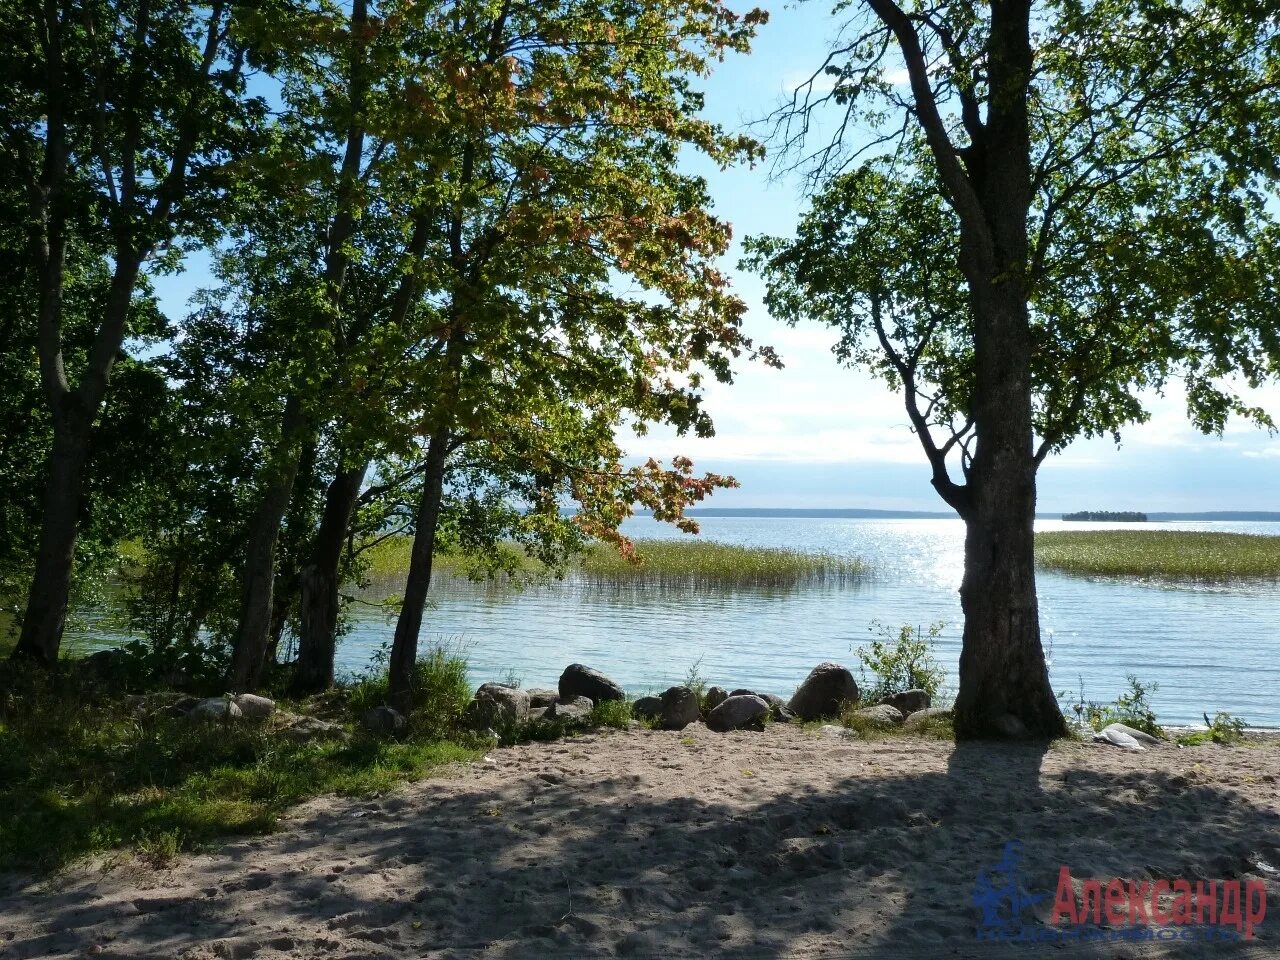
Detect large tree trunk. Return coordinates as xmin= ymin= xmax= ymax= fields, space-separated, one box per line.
xmin=387 ymin=432 xmax=449 ymax=714
xmin=228 ymin=395 xmax=307 ymax=691
xmin=292 ymin=460 xmax=368 ymax=694
xmin=12 ymin=406 xmax=89 ymax=665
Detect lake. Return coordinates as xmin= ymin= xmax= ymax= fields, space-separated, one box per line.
xmin=328 ymin=517 xmax=1280 ymax=728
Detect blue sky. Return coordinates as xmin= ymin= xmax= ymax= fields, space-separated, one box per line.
xmin=151 ymin=2 xmax=1279 ymax=514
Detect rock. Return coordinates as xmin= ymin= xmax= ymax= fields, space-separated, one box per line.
xmin=706 ymin=694 xmax=770 ymax=733
xmin=559 ymin=664 xmax=626 ymax=703
xmin=903 ymin=707 xmax=952 ymax=729
xmin=818 ymin=724 xmax=852 ymax=739
xmin=854 ymin=704 xmax=904 ymax=726
xmin=527 ymin=706 xmax=549 ymax=722
xmin=471 ymin=683 xmax=530 ymax=725
xmin=276 ymin=714 xmax=349 ymax=743
xmin=632 ymin=696 xmax=662 ymax=722
xmin=362 ymin=706 xmax=407 ymax=736
xmin=787 ymin=662 xmax=859 ymax=721
xmin=526 ymin=688 xmax=560 ymax=708
xmin=1101 ymin=722 xmax=1160 ymax=745
xmin=731 ymin=689 xmax=797 ymax=723
xmin=704 ymin=686 xmax=729 ymax=711
xmin=233 ymin=694 xmax=276 ymax=720
xmin=879 ymin=689 xmax=930 ymax=716
xmin=76 ymin=648 xmax=126 ymax=683
xmin=658 ymin=686 xmax=700 ymax=730
xmin=188 ymin=697 xmax=243 ymax=723
xmin=545 ymin=696 xmax=594 ymax=721
xmin=1094 ymin=727 xmax=1145 ymax=751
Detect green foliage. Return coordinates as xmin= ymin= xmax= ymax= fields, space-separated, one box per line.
xmin=1177 ymin=712 xmax=1247 ymax=746
xmin=346 ymin=645 xmax=473 ymax=741
xmin=0 ymin=665 xmax=478 ymax=872
xmin=855 ymin=621 xmax=946 ymax=703
xmin=1063 ymin=674 xmax=1164 ymax=738
xmin=1037 ymin=531 xmax=1280 ymax=581
xmin=683 ymin=658 xmax=709 ymax=710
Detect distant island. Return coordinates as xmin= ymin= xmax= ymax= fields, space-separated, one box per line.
xmin=1061 ymin=510 xmax=1148 ymax=522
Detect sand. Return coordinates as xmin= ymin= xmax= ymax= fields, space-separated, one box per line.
xmin=2 ymin=724 xmax=1279 ymax=959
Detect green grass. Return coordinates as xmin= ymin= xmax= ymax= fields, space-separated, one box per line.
xmin=364 ymin=535 xmax=866 ymax=589
xmin=0 ymin=670 xmax=481 ymax=873
xmin=1036 ymin=530 xmax=1280 ymax=581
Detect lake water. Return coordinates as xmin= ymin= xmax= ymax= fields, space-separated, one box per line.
xmin=329 ymin=517 xmax=1280 ymax=728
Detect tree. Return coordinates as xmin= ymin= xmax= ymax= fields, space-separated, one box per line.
xmin=748 ymin=0 xmax=1280 ymax=738
xmin=2 ymin=0 xmax=262 ymax=665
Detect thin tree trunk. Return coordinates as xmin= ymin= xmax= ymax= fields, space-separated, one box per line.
xmin=387 ymin=432 xmax=450 ymax=713
xmin=12 ymin=407 xmax=88 ymax=665
xmin=228 ymin=395 xmax=307 ymax=691
xmin=292 ymin=459 xmax=368 ymax=694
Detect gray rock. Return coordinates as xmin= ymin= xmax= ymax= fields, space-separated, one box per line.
xmin=903 ymin=707 xmax=952 ymax=728
xmin=471 ymin=683 xmax=530 ymax=724
xmin=362 ymin=706 xmax=407 ymax=736
xmin=880 ymin=689 xmax=930 ymax=716
xmin=817 ymin=724 xmax=853 ymax=739
xmin=632 ymin=696 xmax=662 ymax=722
xmin=233 ymin=693 xmax=276 ymax=720
xmin=659 ymin=686 xmax=700 ymax=730
xmin=787 ymin=662 xmax=859 ymax=721
xmin=1101 ymin=722 xmax=1160 ymax=745
xmin=76 ymin=648 xmax=125 ymax=683
xmin=527 ymin=706 xmax=549 ymax=722
xmin=189 ymin=697 xmax=243 ymax=723
xmin=706 ymin=694 xmax=770 ymax=733
xmin=277 ymin=714 xmax=349 ymax=743
xmin=854 ymin=704 xmax=904 ymax=726
xmin=559 ymin=663 xmax=626 ymax=703
xmin=526 ymin=688 xmax=560 ymax=708
xmin=546 ymin=696 xmax=594 ymax=721
xmin=704 ymin=686 xmax=729 ymax=711
xmin=729 ymin=689 xmax=795 ymax=722
xmin=1094 ymin=727 xmax=1145 ymax=751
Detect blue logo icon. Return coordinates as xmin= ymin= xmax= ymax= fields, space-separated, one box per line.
xmin=973 ymin=841 xmax=1050 ymax=938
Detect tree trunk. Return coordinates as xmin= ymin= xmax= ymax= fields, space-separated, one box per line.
xmin=387 ymin=432 xmax=449 ymax=713
xmin=11 ymin=405 xmax=89 ymax=665
xmin=292 ymin=460 xmax=368 ymax=694
xmin=951 ymin=279 xmax=1066 ymax=740
xmin=228 ymin=395 xmax=307 ymax=691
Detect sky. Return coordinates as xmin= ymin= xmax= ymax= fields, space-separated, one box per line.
xmin=151 ymin=2 xmax=1280 ymax=514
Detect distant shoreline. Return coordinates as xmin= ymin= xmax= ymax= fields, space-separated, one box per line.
xmin=631 ymin=508 xmax=1280 ymax=522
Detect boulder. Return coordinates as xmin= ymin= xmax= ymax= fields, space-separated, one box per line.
xmin=903 ymin=707 xmax=952 ymax=729
xmin=879 ymin=689 xmax=930 ymax=716
xmin=76 ymin=648 xmax=125 ymax=683
xmin=632 ymin=696 xmax=663 ymax=722
xmin=526 ymin=688 xmax=560 ymax=708
xmin=704 ymin=686 xmax=729 ymax=711
xmin=853 ymin=704 xmax=904 ymax=726
xmin=233 ymin=693 xmax=276 ymax=720
xmin=1101 ymin=722 xmax=1160 ymax=745
xmin=730 ymin=689 xmax=795 ymax=723
xmin=545 ymin=696 xmax=594 ymax=721
xmin=558 ymin=664 xmax=626 ymax=703
xmin=706 ymin=694 xmax=770 ymax=733
xmin=658 ymin=686 xmax=700 ymax=730
xmin=471 ymin=683 xmax=530 ymax=725
xmin=189 ymin=697 xmax=243 ymax=723
xmin=362 ymin=706 xmax=407 ymax=736
xmin=276 ymin=714 xmax=349 ymax=744
xmin=787 ymin=663 xmax=859 ymax=721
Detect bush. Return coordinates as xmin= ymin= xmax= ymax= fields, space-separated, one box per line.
xmin=1063 ymin=674 xmax=1164 ymax=738
xmin=856 ymin=621 xmax=946 ymax=702
xmin=346 ymin=644 xmax=473 ymax=740
xmin=1177 ymin=712 xmax=1246 ymax=746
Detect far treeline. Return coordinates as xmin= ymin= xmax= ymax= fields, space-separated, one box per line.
xmin=1061 ymin=512 xmax=1148 ymax=523
xmin=3 ymin=0 xmax=1279 ymax=740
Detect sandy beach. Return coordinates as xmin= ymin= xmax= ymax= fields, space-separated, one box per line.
xmin=2 ymin=725 xmax=1278 ymax=959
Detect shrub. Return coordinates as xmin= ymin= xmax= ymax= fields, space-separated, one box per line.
xmin=1177 ymin=712 xmax=1246 ymax=746
xmin=346 ymin=644 xmax=472 ymax=740
xmin=1063 ymin=674 xmax=1164 ymax=738
xmin=856 ymin=621 xmax=946 ymax=702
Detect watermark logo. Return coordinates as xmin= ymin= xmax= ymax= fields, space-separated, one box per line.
xmin=974 ymin=842 xmax=1268 ymax=944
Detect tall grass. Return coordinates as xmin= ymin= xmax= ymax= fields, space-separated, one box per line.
xmin=363 ymin=535 xmax=866 ymax=590
xmin=1036 ymin=530 xmax=1280 ymax=581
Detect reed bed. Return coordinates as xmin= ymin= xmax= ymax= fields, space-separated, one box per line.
xmin=1036 ymin=530 xmax=1280 ymax=581
xmin=361 ymin=536 xmax=867 ymax=589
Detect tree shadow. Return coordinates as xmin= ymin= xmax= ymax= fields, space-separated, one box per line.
xmin=3 ymin=730 xmax=1278 ymax=959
